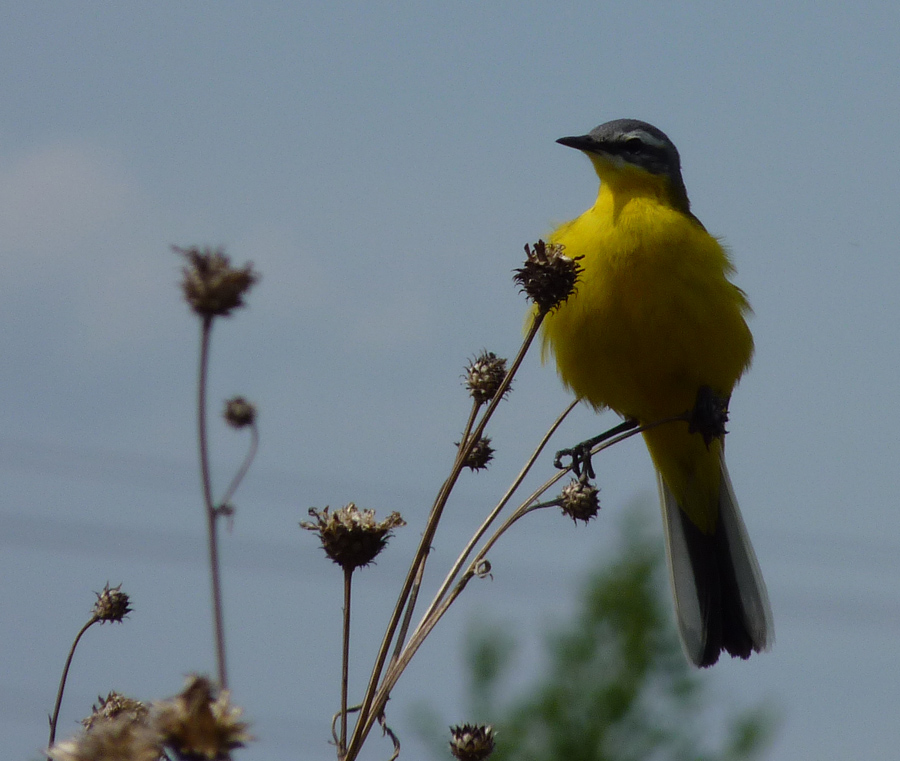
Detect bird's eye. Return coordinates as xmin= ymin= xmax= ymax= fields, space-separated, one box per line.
xmin=623 ymin=137 xmax=644 ymax=154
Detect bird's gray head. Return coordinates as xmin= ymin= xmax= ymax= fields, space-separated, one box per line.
xmin=557 ymin=119 xmax=692 ymax=213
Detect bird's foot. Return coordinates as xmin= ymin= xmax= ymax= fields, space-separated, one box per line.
xmin=553 ymin=418 xmax=640 ymax=480
xmin=688 ymin=386 xmax=729 ymax=447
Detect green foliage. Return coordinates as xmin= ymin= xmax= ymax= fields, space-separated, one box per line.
xmin=452 ymin=508 xmax=775 ymax=761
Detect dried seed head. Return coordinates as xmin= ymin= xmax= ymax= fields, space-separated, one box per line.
xmin=49 ymin=714 xmax=160 ymax=761
xmin=82 ymin=692 xmax=149 ymax=732
xmin=92 ymin=583 xmax=132 ymax=623
xmin=458 ymin=435 xmax=494 ymax=471
xmin=514 ymin=240 xmax=582 ymax=313
xmin=449 ymin=724 xmax=495 ymax=761
xmin=464 ymin=351 xmax=508 ymax=405
xmin=300 ymin=504 xmax=406 ymax=571
xmin=155 ymin=675 xmax=251 ymax=761
xmin=223 ymin=396 xmax=256 ymax=429
xmin=559 ymin=479 xmax=600 ymax=523
xmin=177 ymin=246 xmax=258 ymax=318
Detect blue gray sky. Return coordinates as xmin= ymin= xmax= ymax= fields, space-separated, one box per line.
xmin=2 ymin=3 xmax=899 ymax=759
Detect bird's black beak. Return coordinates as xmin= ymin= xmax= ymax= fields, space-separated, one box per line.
xmin=556 ymin=134 xmax=601 ymax=153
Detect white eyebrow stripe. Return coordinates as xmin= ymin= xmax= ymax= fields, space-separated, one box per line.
xmin=622 ymin=129 xmax=668 ymax=150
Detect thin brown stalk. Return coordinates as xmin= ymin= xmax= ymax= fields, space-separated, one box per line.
xmin=219 ymin=421 xmax=259 ymax=507
xmin=197 ymin=316 xmax=228 ymax=688
xmin=456 ymin=401 xmax=481 ymax=467
xmin=459 ymin=411 xmax=690 ymax=568
xmin=464 ymin=314 xmax=543 ymax=462
xmin=346 ymin=405 xmax=475 ymax=759
xmin=357 ymin=410 xmax=688 ymax=746
xmin=389 ymin=398 xmax=479 ymax=666
xmin=48 ymin=616 xmax=98 ymax=746
xmin=345 ymin=314 xmax=544 ymax=761
xmin=421 ymin=398 xmax=578 ymax=628
xmin=390 ymin=560 xmax=427 ymax=665
xmin=339 ymin=567 xmax=353 ymax=759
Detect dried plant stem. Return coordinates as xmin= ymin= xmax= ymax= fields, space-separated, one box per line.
xmin=473 ymin=411 xmax=690 ymax=563
xmin=391 ymin=560 xmax=427 ymax=664
xmin=346 ymin=403 xmax=476 ymax=760
xmin=339 ymin=567 xmax=353 ymax=759
xmin=358 ymin=432 xmax=579 ymax=743
xmin=219 ymin=421 xmax=259 ymax=507
xmin=356 ymin=411 xmax=686 ymax=748
xmin=421 ymin=398 xmax=579 ymax=627
xmin=458 ymin=397 xmax=480 ymax=461
xmin=197 ymin=316 xmax=228 ymax=688
xmin=390 ymin=399 xmax=479 ymax=666
xmin=48 ymin=616 xmax=98 ymax=745
xmin=464 ymin=313 xmax=543 ymax=463
xmin=345 ymin=314 xmax=545 ymax=761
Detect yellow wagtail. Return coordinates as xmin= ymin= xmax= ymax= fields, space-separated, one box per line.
xmin=540 ymin=119 xmax=773 ymax=666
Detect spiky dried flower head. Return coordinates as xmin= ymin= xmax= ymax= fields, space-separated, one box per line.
xmin=457 ymin=435 xmax=494 ymax=471
xmin=177 ymin=246 xmax=258 ymax=318
xmin=449 ymin=723 xmax=495 ymax=761
xmin=49 ymin=713 xmax=161 ymax=761
xmin=464 ymin=351 xmax=508 ymax=405
xmin=514 ymin=240 xmax=582 ymax=314
xmin=155 ymin=675 xmax=251 ymax=761
xmin=559 ymin=479 xmax=600 ymax=523
xmin=301 ymin=503 xmax=406 ymax=571
xmin=82 ymin=692 xmax=149 ymax=732
xmin=223 ymin=396 xmax=256 ymax=429
xmin=92 ymin=583 xmax=132 ymax=623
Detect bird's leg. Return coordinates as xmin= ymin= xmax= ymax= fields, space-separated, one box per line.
xmin=554 ymin=387 xmax=728 ymax=478
xmin=554 ymin=418 xmax=640 ymax=480
xmin=688 ymin=385 xmax=730 ymax=447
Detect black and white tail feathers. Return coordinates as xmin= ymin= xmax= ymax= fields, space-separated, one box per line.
xmin=657 ymin=458 xmax=773 ymax=667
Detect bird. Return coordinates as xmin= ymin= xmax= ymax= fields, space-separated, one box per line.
xmin=538 ymin=119 xmax=773 ymax=667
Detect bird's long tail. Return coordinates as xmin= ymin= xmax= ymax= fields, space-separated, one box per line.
xmin=655 ymin=450 xmax=774 ymax=667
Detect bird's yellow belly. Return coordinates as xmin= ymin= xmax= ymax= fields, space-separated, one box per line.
xmin=540 ymin=196 xmax=753 ymax=425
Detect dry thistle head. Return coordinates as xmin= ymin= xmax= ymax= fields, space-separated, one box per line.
xmin=155 ymin=675 xmax=251 ymax=761
xmin=464 ymin=351 xmax=508 ymax=405
xmin=514 ymin=240 xmax=582 ymax=314
xmin=223 ymin=396 xmax=256 ymax=429
xmin=301 ymin=503 xmax=406 ymax=571
xmin=49 ymin=713 xmax=160 ymax=761
xmin=449 ymin=723 xmax=495 ymax=761
xmin=82 ymin=692 xmax=149 ymax=732
xmin=559 ymin=479 xmax=600 ymax=523
xmin=457 ymin=435 xmax=494 ymax=471
xmin=92 ymin=583 xmax=132 ymax=623
xmin=177 ymin=246 xmax=258 ymax=318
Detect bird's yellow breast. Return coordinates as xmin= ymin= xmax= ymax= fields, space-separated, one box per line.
xmin=540 ymin=181 xmax=753 ymax=423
